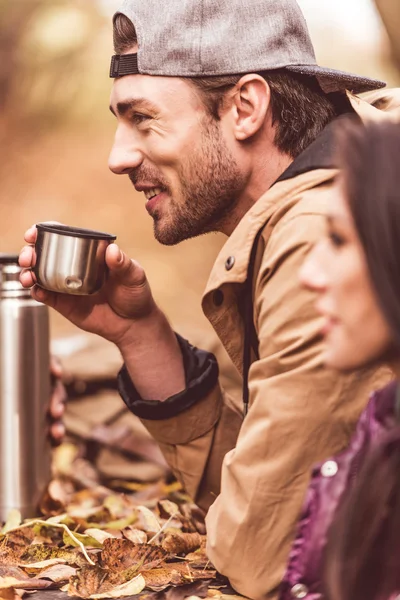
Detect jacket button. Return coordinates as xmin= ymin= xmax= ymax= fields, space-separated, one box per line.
xmin=291 ymin=583 xmax=308 ymax=598
xmin=225 ymin=256 xmax=235 ymax=270
xmin=321 ymin=460 xmax=339 ymax=478
xmin=213 ymin=290 xmax=224 ymax=307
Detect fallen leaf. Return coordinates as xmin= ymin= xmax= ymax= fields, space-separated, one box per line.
xmin=0 ymin=576 xmax=51 ymax=590
xmin=162 ymin=533 xmax=204 ymax=555
xmin=136 ymin=507 xmax=161 ymax=533
xmin=164 ymin=580 xmax=211 ymax=600
xmin=38 ymin=564 xmax=77 ymax=583
xmin=0 ymin=589 xmax=17 ymax=600
xmin=1 ymin=512 xmax=21 ymax=535
xmin=90 ymin=573 xmax=145 ymax=599
xmin=18 ymin=544 xmax=86 ymax=568
xmin=121 ymin=528 xmax=147 ymax=544
xmin=66 ymin=565 xmax=112 ymax=598
xmin=100 ymin=539 xmax=167 ymax=573
xmin=84 ymin=529 xmax=115 ymax=544
xmin=158 ymin=500 xmax=180 ymax=519
xmin=143 ymin=563 xmax=216 ymax=592
xmin=63 ymin=530 xmax=103 ymax=549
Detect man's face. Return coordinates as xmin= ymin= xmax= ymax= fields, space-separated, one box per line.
xmin=109 ymin=74 xmax=246 ymax=244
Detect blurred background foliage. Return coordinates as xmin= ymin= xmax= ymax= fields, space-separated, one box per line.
xmin=0 ymin=0 xmax=399 ymax=346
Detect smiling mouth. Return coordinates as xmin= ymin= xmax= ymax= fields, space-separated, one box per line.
xmin=144 ymin=187 xmax=163 ymax=201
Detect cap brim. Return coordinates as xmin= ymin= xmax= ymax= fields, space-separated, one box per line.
xmin=286 ymin=64 xmax=386 ymax=94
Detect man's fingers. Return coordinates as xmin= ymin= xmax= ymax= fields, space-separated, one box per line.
xmin=30 ymin=285 xmax=58 ymax=309
xmin=19 ymin=245 xmax=36 ymax=269
xmin=23 ymin=224 xmax=38 ymax=245
xmin=106 ymin=243 xmax=146 ymax=287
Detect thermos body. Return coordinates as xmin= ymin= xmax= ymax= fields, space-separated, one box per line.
xmin=0 ymin=257 xmax=51 ymax=520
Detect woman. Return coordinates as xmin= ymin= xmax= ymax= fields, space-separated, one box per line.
xmin=280 ymin=118 xmax=400 ymax=600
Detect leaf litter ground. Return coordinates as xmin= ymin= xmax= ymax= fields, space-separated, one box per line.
xmin=0 ymin=444 xmax=245 ymax=600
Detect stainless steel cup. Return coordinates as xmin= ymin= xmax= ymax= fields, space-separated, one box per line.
xmin=34 ymin=224 xmax=117 ymax=295
xmin=0 ymin=254 xmax=51 ymax=520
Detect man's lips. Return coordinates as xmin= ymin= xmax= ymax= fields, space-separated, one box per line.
xmin=144 ymin=190 xmax=168 ymax=214
xmin=131 ymin=183 xmax=169 ymax=213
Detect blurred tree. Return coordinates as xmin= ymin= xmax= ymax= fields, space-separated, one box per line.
xmin=0 ymin=0 xmax=106 ymax=172
xmin=374 ymin=0 xmax=400 ymax=71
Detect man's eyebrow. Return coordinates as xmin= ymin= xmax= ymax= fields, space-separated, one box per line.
xmin=109 ymin=98 xmax=158 ymax=117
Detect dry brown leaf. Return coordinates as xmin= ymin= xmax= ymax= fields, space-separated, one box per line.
xmin=121 ymin=528 xmax=147 ymax=544
xmin=0 ymin=576 xmax=51 ymax=590
xmin=66 ymin=565 xmax=113 ymax=598
xmin=38 ymin=563 xmax=77 ymax=583
xmin=0 ymin=589 xmax=17 ymax=600
xmin=90 ymin=573 xmax=146 ymax=599
xmin=143 ymin=563 xmax=216 ymax=592
xmin=0 ymin=528 xmax=36 ymax=564
xmin=100 ymin=539 xmax=167 ymax=573
xmin=0 ymin=570 xmax=27 ymax=584
xmin=158 ymin=500 xmax=180 ymax=519
xmin=162 ymin=533 xmax=204 ymax=555
xmin=18 ymin=545 xmax=86 ymax=568
xmin=185 ymin=548 xmax=212 ymax=570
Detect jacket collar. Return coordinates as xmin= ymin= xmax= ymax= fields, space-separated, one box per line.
xmin=203 ymin=91 xmax=400 ymax=299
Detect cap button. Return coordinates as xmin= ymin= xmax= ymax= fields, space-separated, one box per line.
xmin=291 ymin=583 xmax=309 ymax=598
xmin=321 ymin=460 xmax=339 ymax=478
xmin=225 ymin=256 xmax=235 ymax=271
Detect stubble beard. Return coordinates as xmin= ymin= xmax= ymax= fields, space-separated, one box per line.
xmin=152 ymin=118 xmax=246 ymax=246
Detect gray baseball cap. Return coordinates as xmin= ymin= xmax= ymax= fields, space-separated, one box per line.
xmin=110 ymin=0 xmax=385 ymax=94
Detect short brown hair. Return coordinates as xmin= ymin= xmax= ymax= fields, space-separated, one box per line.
xmin=113 ymin=13 xmax=338 ymax=158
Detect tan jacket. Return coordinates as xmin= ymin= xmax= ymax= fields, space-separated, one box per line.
xmin=138 ymin=92 xmax=400 ymax=600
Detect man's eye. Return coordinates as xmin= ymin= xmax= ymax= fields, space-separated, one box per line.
xmin=132 ymin=113 xmax=151 ymax=125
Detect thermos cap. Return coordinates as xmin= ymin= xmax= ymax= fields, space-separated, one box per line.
xmin=0 ymin=255 xmax=29 ymax=298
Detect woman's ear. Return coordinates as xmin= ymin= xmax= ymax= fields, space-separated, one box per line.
xmin=231 ymin=74 xmax=271 ymax=141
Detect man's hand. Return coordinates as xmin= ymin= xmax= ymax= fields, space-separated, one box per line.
xmin=49 ymin=355 xmax=66 ymax=444
xmin=19 ymin=224 xmax=186 ymax=401
xmin=19 ymin=224 xmax=158 ymax=352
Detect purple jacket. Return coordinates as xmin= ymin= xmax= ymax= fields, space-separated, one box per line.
xmin=279 ymin=381 xmax=398 ymax=600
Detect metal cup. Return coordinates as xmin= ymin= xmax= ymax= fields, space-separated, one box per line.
xmin=34 ymin=224 xmax=117 ymax=295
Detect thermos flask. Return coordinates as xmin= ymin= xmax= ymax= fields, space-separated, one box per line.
xmin=0 ymin=254 xmax=51 ymax=520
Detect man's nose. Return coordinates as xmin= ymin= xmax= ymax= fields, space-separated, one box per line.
xmin=299 ymin=242 xmax=328 ymax=292
xmin=108 ymin=131 xmax=144 ymax=175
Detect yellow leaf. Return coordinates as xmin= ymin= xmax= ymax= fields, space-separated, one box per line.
xmin=84 ymin=529 xmax=115 ymax=544
xmin=136 ymin=506 xmax=161 ymax=533
xmin=89 ymin=574 xmax=146 ymax=598
xmin=63 ymin=530 xmax=103 ymax=549
xmin=1 ymin=511 xmax=21 ymax=535
xmin=19 ymin=558 xmax=67 ymax=569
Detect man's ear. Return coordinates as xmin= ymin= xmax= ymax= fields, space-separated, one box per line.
xmin=230 ymin=74 xmax=271 ymax=141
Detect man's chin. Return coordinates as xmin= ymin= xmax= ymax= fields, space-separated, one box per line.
xmin=153 ymin=223 xmax=184 ymax=246
xmin=153 ymin=220 xmax=205 ymax=246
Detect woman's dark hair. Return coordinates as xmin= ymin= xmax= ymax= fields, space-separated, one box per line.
xmin=338 ymin=118 xmax=400 ymax=349
xmin=324 ymin=118 xmax=400 ymax=600
xmin=113 ymin=13 xmax=338 ymax=159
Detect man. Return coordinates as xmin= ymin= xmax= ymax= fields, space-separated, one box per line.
xmin=19 ymin=0 xmax=399 ymax=598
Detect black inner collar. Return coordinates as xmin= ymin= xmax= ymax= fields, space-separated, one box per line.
xmin=276 ymin=108 xmax=361 ymax=184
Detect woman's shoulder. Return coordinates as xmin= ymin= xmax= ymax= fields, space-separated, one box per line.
xmin=368 ymin=379 xmax=397 ymax=425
